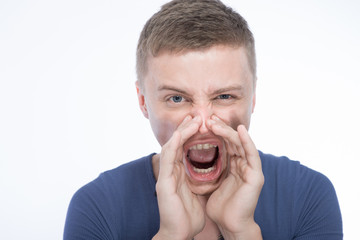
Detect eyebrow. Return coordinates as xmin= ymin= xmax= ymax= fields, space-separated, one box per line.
xmin=157 ymin=85 xmax=188 ymax=94
xmin=157 ymin=84 xmax=243 ymax=95
xmin=212 ymin=86 xmax=243 ymax=95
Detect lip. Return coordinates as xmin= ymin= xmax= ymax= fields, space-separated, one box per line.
xmin=183 ymin=137 xmax=223 ymax=182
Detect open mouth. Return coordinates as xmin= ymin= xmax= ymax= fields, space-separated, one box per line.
xmin=184 ymin=142 xmax=222 ymax=182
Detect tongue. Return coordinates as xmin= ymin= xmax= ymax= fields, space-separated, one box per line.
xmin=188 ymin=148 xmax=217 ymax=163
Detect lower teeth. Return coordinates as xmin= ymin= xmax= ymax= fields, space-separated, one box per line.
xmin=193 ymin=166 xmax=215 ymax=173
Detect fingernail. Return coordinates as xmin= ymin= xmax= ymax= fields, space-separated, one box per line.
xmin=193 ymin=116 xmax=201 ymax=121
xmin=207 ymin=119 xmax=215 ymax=125
xmin=211 ymin=115 xmax=220 ymax=121
xmin=184 ymin=115 xmax=191 ymax=121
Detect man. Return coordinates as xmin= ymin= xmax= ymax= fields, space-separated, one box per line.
xmin=64 ymin=0 xmax=342 ymax=239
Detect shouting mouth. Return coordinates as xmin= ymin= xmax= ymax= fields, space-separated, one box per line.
xmin=184 ymin=141 xmax=223 ymax=182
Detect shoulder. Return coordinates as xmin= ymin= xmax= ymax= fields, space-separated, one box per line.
xmin=259 ymin=150 xmax=338 ymax=203
xmin=64 ymin=153 xmax=156 ymax=240
xmin=74 ymin=153 xmax=154 ymax=197
xmin=100 ymin=153 xmax=156 ymax=184
xmin=257 ymin=151 xmax=343 ymax=239
xmin=259 ymin=151 xmax=330 ymax=185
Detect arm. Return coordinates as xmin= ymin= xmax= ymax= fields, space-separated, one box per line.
xmin=206 ymin=116 xmax=264 ymax=240
xmin=153 ymin=115 xmax=205 ymax=240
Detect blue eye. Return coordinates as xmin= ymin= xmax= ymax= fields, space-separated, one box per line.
xmin=170 ymin=95 xmax=183 ymax=103
xmin=218 ymin=94 xmax=231 ymax=100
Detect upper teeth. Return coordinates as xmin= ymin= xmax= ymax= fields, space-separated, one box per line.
xmin=189 ymin=143 xmax=217 ymax=150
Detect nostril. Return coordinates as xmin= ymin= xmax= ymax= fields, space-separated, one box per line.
xmin=199 ymin=120 xmax=209 ymax=133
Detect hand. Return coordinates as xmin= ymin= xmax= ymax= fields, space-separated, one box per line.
xmin=153 ymin=116 xmax=206 ymax=240
xmin=206 ymin=116 xmax=264 ymax=240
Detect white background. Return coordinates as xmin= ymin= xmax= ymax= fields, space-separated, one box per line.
xmin=0 ymin=0 xmax=359 ymax=239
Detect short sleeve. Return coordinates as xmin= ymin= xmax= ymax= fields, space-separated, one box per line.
xmin=63 ymin=182 xmax=115 ymax=240
xmin=293 ymin=172 xmax=343 ymax=240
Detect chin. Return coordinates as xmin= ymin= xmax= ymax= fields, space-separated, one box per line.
xmin=186 ymin=180 xmax=223 ymax=196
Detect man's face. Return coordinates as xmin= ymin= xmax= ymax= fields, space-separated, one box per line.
xmin=137 ymin=45 xmax=256 ymax=195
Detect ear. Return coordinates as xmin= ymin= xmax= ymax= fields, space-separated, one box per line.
xmin=251 ymin=80 xmax=257 ymax=113
xmin=136 ymin=81 xmax=149 ymax=119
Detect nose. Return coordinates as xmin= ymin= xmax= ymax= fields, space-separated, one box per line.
xmin=191 ymin=103 xmax=213 ymax=134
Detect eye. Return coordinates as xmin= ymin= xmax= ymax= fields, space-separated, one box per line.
xmin=169 ymin=95 xmax=183 ymax=103
xmin=217 ymin=94 xmax=231 ymax=100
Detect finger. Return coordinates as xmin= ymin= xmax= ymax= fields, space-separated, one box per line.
xmin=159 ymin=116 xmax=201 ymax=179
xmin=177 ymin=115 xmax=192 ymax=129
xmin=159 ymin=130 xmax=182 ymax=179
xmin=207 ymin=115 xmax=242 ymax=152
xmin=177 ymin=115 xmax=202 ymax=146
xmin=223 ymin=138 xmax=244 ymax=159
xmin=237 ymin=125 xmax=262 ymax=170
xmin=223 ymin=138 xmax=235 ymax=156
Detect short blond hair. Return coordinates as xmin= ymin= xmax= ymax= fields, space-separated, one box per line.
xmin=136 ymin=0 xmax=256 ymax=88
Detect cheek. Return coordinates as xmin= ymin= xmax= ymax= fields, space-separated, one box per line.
xmin=215 ymin=107 xmax=251 ymax=130
xmin=148 ymin=110 xmax=187 ymax=146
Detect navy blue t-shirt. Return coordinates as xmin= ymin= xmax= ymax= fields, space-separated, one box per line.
xmin=64 ymin=152 xmax=342 ymax=239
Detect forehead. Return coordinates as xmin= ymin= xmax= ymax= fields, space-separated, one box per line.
xmin=144 ymin=46 xmax=253 ymax=93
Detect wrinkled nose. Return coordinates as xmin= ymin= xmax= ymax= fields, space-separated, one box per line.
xmin=191 ymin=104 xmax=213 ymax=134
